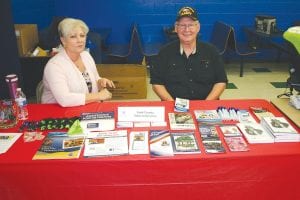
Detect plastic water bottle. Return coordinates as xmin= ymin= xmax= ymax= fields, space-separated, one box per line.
xmin=15 ymin=88 xmax=28 ymax=120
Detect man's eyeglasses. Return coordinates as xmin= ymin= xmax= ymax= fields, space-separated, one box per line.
xmin=176 ymin=23 xmax=198 ymax=30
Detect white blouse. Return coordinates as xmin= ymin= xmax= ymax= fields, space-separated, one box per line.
xmin=42 ymin=49 xmax=101 ymax=107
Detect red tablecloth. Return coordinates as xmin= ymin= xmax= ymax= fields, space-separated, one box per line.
xmin=1 ymin=99 xmax=300 ymax=200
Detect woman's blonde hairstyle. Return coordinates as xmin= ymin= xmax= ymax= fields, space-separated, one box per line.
xmin=58 ymin=18 xmax=89 ymax=37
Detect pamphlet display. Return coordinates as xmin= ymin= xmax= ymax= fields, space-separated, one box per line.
xmin=168 ymin=112 xmax=196 ymax=130
xmin=2 ymin=102 xmax=299 ymax=160
xmin=84 ymin=130 xmax=128 ymax=157
xmin=237 ymin=123 xmax=275 ymax=143
xmin=194 ymin=110 xmax=222 ymax=124
xmin=249 ymin=106 xmax=274 ymax=121
xmin=149 ymin=130 xmax=174 ymax=157
xmin=260 ymin=116 xmax=300 ymax=142
xmin=80 ymin=111 xmax=115 ymax=133
xmin=219 ymin=125 xmax=242 ymax=137
xmin=224 ymin=137 xmax=249 ymax=152
xmin=33 ymin=132 xmax=84 ymax=160
xmin=170 ymin=132 xmax=200 ymax=154
xmin=199 ymin=126 xmax=225 ymax=153
xmin=129 ymin=131 xmax=149 ymax=154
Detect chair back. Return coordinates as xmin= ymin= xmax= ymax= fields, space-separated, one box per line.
xmin=227 ymin=25 xmax=259 ymax=56
xmin=210 ymin=21 xmax=232 ymax=55
xmin=133 ymin=24 xmax=145 ymax=55
xmin=36 ymin=81 xmax=44 ymax=103
xmin=106 ymin=23 xmax=143 ymax=64
xmin=87 ymin=32 xmax=102 ymax=64
xmin=134 ymin=24 xmax=164 ymax=57
xmin=127 ymin=23 xmax=144 ymax=63
xmin=227 ymin=26 xmax=242 ymax=54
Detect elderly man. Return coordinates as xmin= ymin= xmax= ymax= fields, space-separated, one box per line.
xmin=151 ymin=6 xmax=228 ymax=101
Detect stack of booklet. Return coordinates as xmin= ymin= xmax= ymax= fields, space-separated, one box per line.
xmin=199 ymin=125 xmax=225 ymax=153
xmin=149 ymin=130 xmax=174 ymax=157
xmin=168 ymin=112 xmax=195 ymax=130
xmin=219 ymin=125 xmax=249 ymax=152
xmin=170 ymin=132 xmax=201 ymax=154
xmin=194 ymin=110 xmax=222 ymax=125
xmin=260 ymin=116 xmax=300 ymax=142
xmin=236 ymin=123 xmax=274 ymax=144
xmin=249 ymin=106 xmax=274 ymax=121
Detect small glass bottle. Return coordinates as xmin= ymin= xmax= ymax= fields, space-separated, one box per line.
xmin=15 ymin=88 xmax=28 ymax=120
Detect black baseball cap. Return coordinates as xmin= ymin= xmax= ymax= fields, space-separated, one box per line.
xmin=176 ymin=6 xmax=198 ymax=21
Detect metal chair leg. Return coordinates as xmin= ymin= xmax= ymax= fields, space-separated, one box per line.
xmin=240 ymin=57 xmax=244 ymax=77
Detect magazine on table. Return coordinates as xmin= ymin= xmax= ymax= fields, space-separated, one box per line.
xmin=237 ymin=122 xmax=274 ymax=144
xmin=261 ymin=116 xmax=298 ymax=134
xmin=202 ymin=140 xmax=226 ymax=153
xmin=198 ymin=125 xmax=220 ymax=140
xmin=129 ymin=131 xmax=149 ymax=155
xmin=219 ymin=125 xmax=242 ymax=137
xmin=249 ymin=106 xmax=274 ymax=121
xmin=149 ymin=130 xmax=174 ymax=157
xmin=260 ymin=116 xmax=300 ymax=142
xmin=168 ymin=112 xmax=196 ymax=130
xmin=80 ymin=111 xmax=115 ymax=133
xmin=33 ymin=132 xmax=84 ymax=160
xmin=194 ymin=110 xmax=222 ymax=124
xmin=170 ymin=132 xmax=201 ymax=154
xmin=84 ymin=130 xmax=128 ymax=157
xmin=199 ymin=125 xmax=226 ymax=153
xmin=224 ymin=136 xmax=249 ymax=152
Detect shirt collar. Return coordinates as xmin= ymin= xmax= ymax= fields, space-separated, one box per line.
xmin=180 ymin=44 xmax=197 ymax=55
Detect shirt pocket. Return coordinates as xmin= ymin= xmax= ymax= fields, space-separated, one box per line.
xmin=193 ymin=60 xmax=215 ymax=83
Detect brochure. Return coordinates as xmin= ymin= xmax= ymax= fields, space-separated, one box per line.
xmin=33 ymin=132 xmax=84 ymax=160
xmin=171 ymin=132 xmax=200 ymax=154
xmin=84 ymin=130 xmax=128 ymax=157
xmin=129 ymin=131 xmax=149 ymax=155
xmin=0 ymin=133 xmax=22 ymax=154
xmin=149 ymin=130 xmax=174 ymax=157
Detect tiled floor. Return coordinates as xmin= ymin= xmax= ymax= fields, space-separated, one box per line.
xmin=146 ymin=62 xmax=292 ymax=101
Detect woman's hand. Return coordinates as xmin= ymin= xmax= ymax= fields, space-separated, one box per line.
xmin=98 ymin=88 xmax=112 ymax=101
xmin=98 ymin=78 xmax=115 ymax=89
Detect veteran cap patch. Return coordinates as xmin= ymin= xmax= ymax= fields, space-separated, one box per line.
xmin=176 ymin=6 xmax=198 ymax=21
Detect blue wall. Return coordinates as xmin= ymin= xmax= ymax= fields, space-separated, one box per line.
xmin=12 ymin=0 xmax=300 ymax=45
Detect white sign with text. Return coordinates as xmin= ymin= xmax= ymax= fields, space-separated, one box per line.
xmin=118 ymin=106 xmax=165 ymax=122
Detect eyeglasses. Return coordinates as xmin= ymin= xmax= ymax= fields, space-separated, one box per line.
xmin=176 ymin=23 xmax=198 ymax=30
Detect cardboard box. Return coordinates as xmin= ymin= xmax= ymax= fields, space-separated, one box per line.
xmin=14 ymin=24 xmax=39 ymax=56
xmin=97 ymin=64 xmax=147 ymax=99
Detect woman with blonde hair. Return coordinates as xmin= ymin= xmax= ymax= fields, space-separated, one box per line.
xmin=42 ymin=18 xmax=115 ymax=107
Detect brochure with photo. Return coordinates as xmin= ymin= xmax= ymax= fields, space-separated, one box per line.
xmin=84 ymin=130 xmax=128 ymax=157
xmin=168 ymin=112 xmax=196 ymax=130
xmin=171 ymin=132 xmax=201 ymax=154
xmin=129 ymin=131 xmax=149 ymax=155
xmin=149 ymin=130 xmax=174 ymax=157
